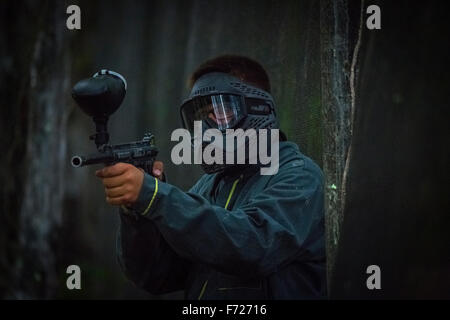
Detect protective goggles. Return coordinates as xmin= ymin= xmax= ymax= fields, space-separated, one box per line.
xmin=180 ymin=94 xmax=273 ymax=133
xmin=180 ymin=94 xmax=246 ymax=132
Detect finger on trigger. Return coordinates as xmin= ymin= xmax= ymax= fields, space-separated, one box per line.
xmin=153 ymin=161 xmax=164 ymax=178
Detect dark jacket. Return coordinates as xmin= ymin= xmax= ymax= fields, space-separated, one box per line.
xmin=117 ymin=141 xmax=327 ymax=299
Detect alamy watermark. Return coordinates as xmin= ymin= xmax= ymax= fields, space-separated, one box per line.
xmin=366 ymin=264 xmax=381 ymax=290
xmin=66 ymin=4 xmax=381 ymax=31
xmin=66 ymin=265 xmax=81 ymax=290
xmin=66 ymin=5 xmax=81 ymax=30
xmin=171 ymin=121 xmax=279 ymax=175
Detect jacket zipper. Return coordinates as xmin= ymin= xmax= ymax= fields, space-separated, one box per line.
xmin=224 ymin=177 xmax=241 ymax=210
xmin=198 ymin=176 xmax=241 ymax=300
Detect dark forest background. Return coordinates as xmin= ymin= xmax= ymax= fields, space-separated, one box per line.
xmin=0 ymin=0 xmax=449 ymax=299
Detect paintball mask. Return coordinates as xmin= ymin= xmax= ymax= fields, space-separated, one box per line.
xmin=179 ymin=72 xmax=279 ymax=174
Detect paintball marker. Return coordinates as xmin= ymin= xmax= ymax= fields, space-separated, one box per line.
xmin=70 ymin=69 xmax=158 ymax=173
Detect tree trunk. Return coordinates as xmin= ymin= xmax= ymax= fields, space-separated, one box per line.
xmin=0 ymin=0 xmax=70 ymax=298
xmin=320 ymin=0 xmax=364 ymax=293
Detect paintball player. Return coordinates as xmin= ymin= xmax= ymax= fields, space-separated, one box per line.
xmin=95 ymin=55 xmax=327 ymax=299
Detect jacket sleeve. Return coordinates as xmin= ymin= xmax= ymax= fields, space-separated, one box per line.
xmin=115 ymin=179 xmax=203 ymax=294
xmin=131 ymin=159 xmax=325 ymax=278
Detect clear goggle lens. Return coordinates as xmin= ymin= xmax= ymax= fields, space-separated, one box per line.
xmin=181 ymin=94 xmax=245 ymax=132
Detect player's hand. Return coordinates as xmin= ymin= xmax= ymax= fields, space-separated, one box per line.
xmin=95 ymin=161 xmax=164 ymax=206
xmin=95 ymin=163 xmax=144 ymax=206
